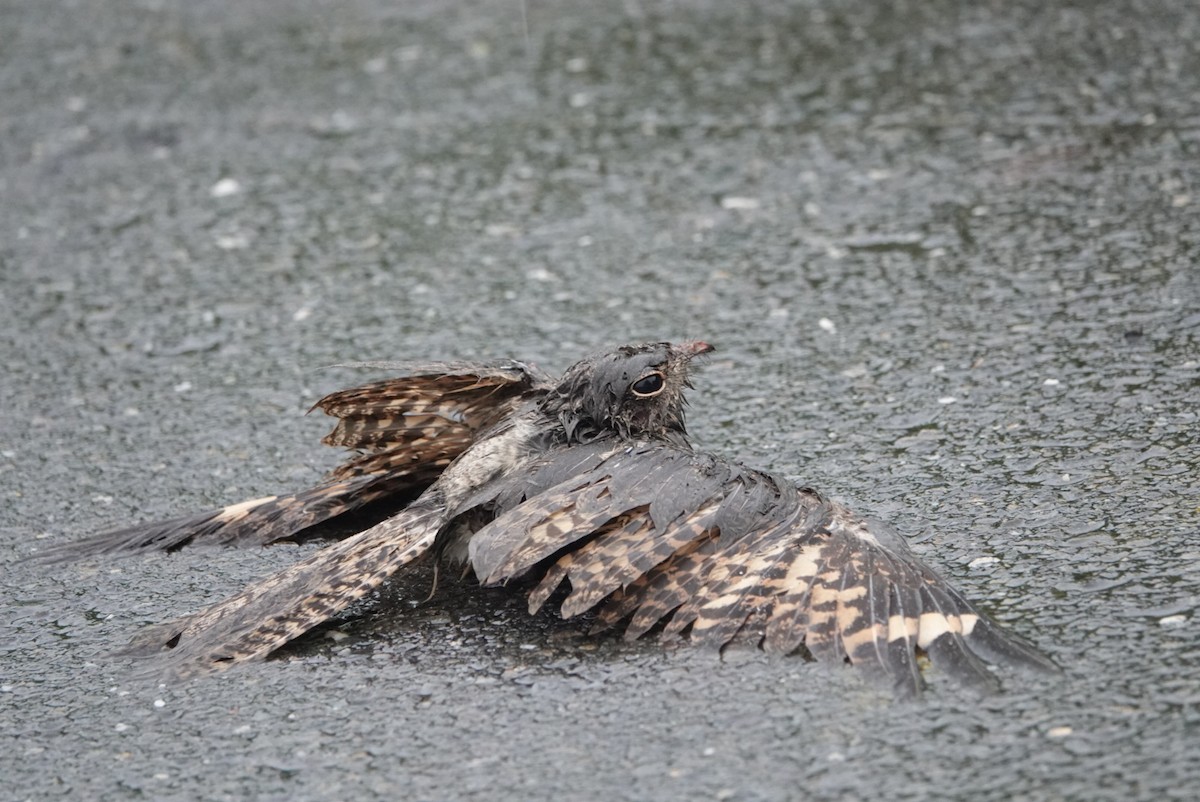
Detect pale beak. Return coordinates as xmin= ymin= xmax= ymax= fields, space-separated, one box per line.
xmin=674 ymin=341 xmax=715 ymax=359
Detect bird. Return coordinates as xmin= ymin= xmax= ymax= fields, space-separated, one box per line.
xmin=42 ymin=341 xmax=1057 ymax=695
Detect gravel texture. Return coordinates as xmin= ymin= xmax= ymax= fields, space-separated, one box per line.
xmin=2 ymin=1 xmax=1198 ymax=800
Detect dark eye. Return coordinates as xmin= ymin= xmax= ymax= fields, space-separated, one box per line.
xmin=630 ymin=371 xmax=665 ymax=397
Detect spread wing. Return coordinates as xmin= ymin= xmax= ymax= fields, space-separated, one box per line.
xmin=120 ymin=503 xmax=446 ymax=678
xmin=34 ymin=359 xmax=550 ymax=562
xmin=315 ymin=359 xmax=552 ymax=481
xmin=467 ymin=442 xmax=1057 ymax=696
xmin=32 ymin=474 xmax=409 ymax=561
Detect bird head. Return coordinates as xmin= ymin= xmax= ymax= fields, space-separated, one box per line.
xmin=541 ymin=341 xmax=714 ymax=446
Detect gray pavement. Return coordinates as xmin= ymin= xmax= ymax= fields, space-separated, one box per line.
xmin=2 ymin=1 xmax=1198 ymax=800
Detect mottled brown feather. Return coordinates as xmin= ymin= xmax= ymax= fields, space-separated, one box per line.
xmin=124 ymin=504 xmax=445 ymax=677
xmin=470 ymin=443 xmax=1057 ymax=695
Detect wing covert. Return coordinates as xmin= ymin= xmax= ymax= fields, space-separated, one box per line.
xmin=315 ymin=359 xmax=551 ymax=466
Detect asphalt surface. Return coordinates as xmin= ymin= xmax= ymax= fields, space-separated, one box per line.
xmin=2 ymin=1 xmax=1198 ymax=800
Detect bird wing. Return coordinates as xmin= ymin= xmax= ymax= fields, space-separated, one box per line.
xmin=468 ymin=442 xmax=1057 ymax=696
xmin=34 ymin=359 xmax=551 ymax=561
xmin=31 ymin=473 xmax=409 ymax=560
xmin=315 ymin=359 xmax=552 ymax=476
xmin=120 ymin=502 xmax=446 ymax=678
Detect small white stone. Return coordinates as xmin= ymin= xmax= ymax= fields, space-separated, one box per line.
xmin=938 ymin=396 xmax=957 ymax=405
xmin=817 ymin=317 xmax=836 ymax=333
xmin=840 ymin=364 xmax=867 ymax=379
xmin=210 ymin=178 xmax=241 ymax=198
xmin=968 ymin=556 xmax=999 ymax=569
xmin=115 ymin=723 xmax=129 ymax=733
xmin=153 ymin=699 xmax=166 ymax=708
xmin=720 ymin=196 xmax=761 ymax=210
xmin=1159 ymin=615 xmax=1188 ymax=627
xmin=215 ymin=233 xmax=248 ymax=250
xmin=1046 ymin=726 xmax=1072 ymax=738
xmin=484 ymin=223 xmax=518 ymax=237
xmin=292 ymin=307 xmax=312 ymax=322
xmin=326 ymin=110 xmax=357 ymax=132
xmin=1043 ymin=378 xmax=1061 ymax=386
xmin=174 ymin=381 xmax=192 ymax=393
xmin=565 ymin=57 xmax=588 ymax=72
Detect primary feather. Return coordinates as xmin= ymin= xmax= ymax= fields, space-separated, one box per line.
xmin=35 ymin=359 xmax=551 ymax=560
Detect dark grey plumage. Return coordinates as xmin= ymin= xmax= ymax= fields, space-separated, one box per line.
xmin=45 ymin=341 xmax=1057 ymax=694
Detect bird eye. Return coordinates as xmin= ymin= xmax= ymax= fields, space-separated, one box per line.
xmin=630 ymin=371 xmax=666 ymax=397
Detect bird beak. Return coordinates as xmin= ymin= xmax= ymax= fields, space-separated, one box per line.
xmin=674 ymin=341 xmax=715 ymax=360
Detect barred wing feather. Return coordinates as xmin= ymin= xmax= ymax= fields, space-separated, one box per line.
xmin=469 ymin=442 xmax=1056 ymax=696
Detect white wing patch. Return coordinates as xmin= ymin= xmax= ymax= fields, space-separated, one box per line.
xmin=916 ymin=611 xmax=981 ymax=648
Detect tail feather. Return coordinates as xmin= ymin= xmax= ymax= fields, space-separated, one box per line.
xmin=122 ymin=504 xmax=445 ymax=677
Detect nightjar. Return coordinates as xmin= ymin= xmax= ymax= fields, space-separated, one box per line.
xmin=41 ymin=341 xmax=1056 ymax=695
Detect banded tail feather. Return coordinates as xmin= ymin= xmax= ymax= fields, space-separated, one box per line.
xmin=122 ymin=503 xmax=446 ymax=678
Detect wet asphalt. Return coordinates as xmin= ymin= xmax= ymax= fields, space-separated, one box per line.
xmin=2 ymin=1 xmax=1198 ymax=800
